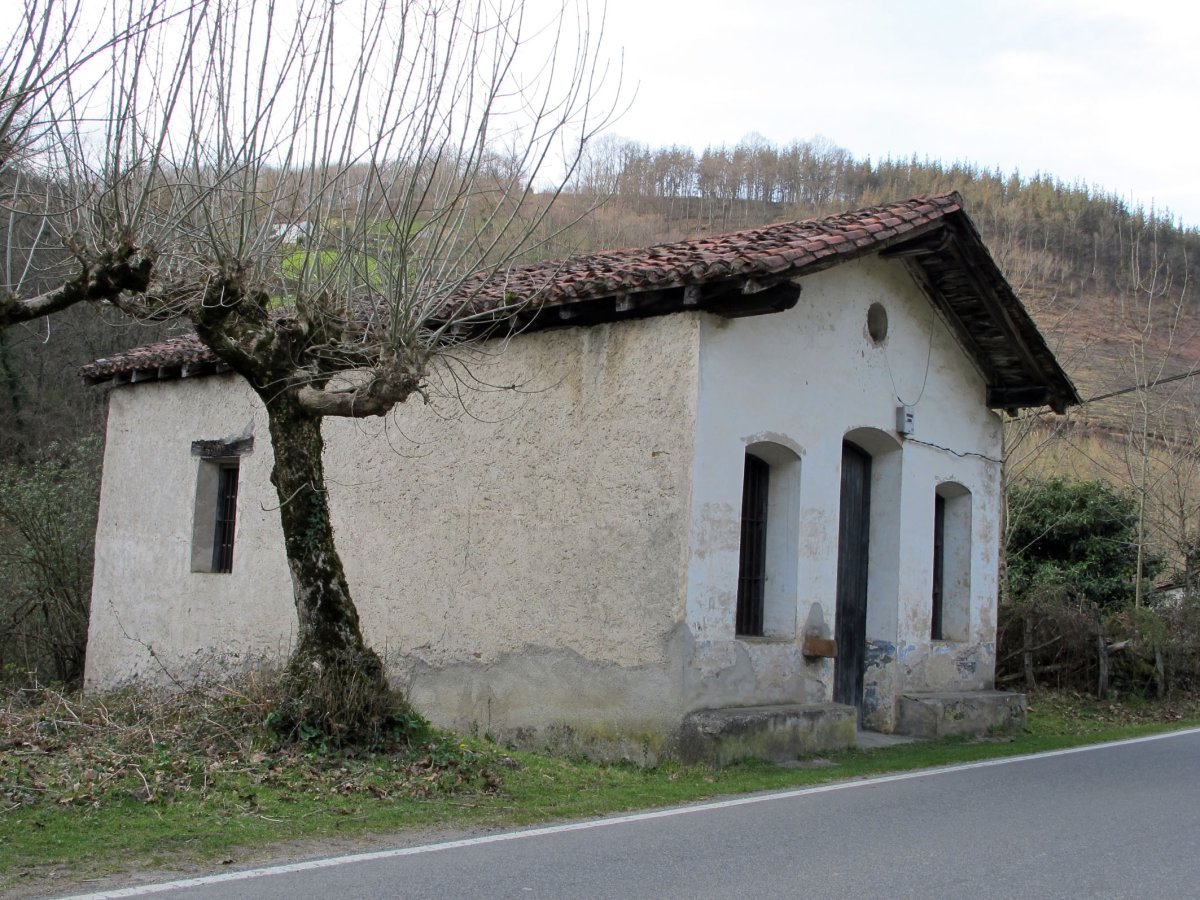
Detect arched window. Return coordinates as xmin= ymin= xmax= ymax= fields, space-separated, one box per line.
xmin=736 ymin=442 xmax=801 ymax=637
xmin=932 ymin=482 xmax=972 ymax=641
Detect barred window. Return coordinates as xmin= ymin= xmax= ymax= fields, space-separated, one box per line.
xmin=191 ymin=457 xmax=242 ymax=574
xmin=211 ymin=463 xmax=240 ymax=573
xmin=736 ymin=454 xmax=770 ymax=636
xmin=734 ymin=441 xmax=802 ymax=639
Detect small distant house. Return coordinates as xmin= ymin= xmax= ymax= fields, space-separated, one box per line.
xmin=271 ymin=221 xmax=311 ymax=245
xmin=82 ymin=194 xmax=1077 ymax=762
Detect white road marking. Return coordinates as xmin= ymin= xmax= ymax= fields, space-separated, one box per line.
xmin=59 ymin=727 xmax=1200 ymax=899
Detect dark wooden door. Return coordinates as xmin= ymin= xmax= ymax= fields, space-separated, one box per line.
xmin=835 ymin=442 xmax=871 ymax=717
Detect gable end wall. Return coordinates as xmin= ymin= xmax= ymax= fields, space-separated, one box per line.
xmin=687 ymin=255 xmax=1004 ymax=731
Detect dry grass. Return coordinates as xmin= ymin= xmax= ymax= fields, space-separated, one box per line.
xmin=0 ymin=674 xmax=500 ymax=815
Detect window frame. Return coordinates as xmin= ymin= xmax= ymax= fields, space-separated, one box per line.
xmin=734 ymin=441 xmax=802 ymax=639
xmin=189 ymin=435 xmax=253 ymax=575
xmin=736 ymin=453 xmax=770 ymax=636
xmin=931 ymin=482 xmax=971 ymax=642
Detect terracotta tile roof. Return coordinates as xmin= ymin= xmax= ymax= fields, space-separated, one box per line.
xmin=79 ymin=192 xmax=1078 ymax=412
xmin=85 ymin=334 xmax=210 ymax=379
xmin=453 ymin=193 xmax=960 ymax=312
xmin=82 ymin=195 xmax=960 ymax=382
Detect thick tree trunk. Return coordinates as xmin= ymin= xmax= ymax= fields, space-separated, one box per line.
xmin=261 ymin=396 xmax=397 ymax=744
xmin=188 ymin=280 xmax=419 ymax=745
xmin=266 ymin=399 xmax=367 ymax=657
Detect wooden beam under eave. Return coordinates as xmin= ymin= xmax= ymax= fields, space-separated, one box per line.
xmin=942 ymin=232 xmax=1052 ymax=395
xmin=987 ymin=385 xmax=1051 ymax=410
xmin=879 ymin=229 xmax=953 ymax=259
xmin=902 ymin=257 xmax=998 ymax=385
xmin=703 ymin=281 xmax=802 ymax=318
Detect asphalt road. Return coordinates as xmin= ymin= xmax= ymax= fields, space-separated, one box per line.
xmin=64 ymin=729 xmax=1200 ymax=900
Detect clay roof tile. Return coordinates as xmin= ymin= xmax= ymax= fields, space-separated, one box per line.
xmin=82 ymin=193 xmax=968 ymax=380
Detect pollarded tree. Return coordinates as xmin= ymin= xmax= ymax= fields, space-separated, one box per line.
xmin=0 ymin=0 xmax=164 ymax=331
xmin=77 ymin=0 xmax=619 ymax=741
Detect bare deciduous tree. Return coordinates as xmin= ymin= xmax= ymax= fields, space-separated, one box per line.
xmin=0 ymin=0 xmax=164 ymax=331
xmin=71 ymin=0 xmax=618 ymax=739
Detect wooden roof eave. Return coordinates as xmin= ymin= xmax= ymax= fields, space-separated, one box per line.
xmin=883 ymin=221 xmax=1078 ymax=415
xmin=476 ymin=275 xmax=804 ymax=337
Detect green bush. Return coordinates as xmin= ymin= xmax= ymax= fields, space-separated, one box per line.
xmin=1006 ymin=477 xmax=1157 ymax=609
xmin=0 ymin=438 xmax=100 ymax=685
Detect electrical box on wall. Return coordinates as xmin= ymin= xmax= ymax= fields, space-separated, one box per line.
xmin=896 ymin=405 xmax=915 ymax=437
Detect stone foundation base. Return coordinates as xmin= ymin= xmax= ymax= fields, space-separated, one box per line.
xmin=677 ymin=703 xmax=857 ymax=765
xmin=894 ymin=690 xmax=1027 ymax=739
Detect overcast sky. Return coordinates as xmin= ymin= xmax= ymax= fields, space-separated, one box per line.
xmin=12 ymin=1 xmax=1196 ymax=225
xmin=572 ymin=0 xmax=1200 ymax=226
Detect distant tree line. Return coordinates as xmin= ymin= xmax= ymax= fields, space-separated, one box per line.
xmin=564 ymin=134 xmax=1200 ymax=304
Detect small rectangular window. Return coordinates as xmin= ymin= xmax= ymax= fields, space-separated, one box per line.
xmin=191 ymin=458 xmax=240 ymax=573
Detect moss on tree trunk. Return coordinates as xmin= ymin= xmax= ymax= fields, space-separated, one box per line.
xmin=261 ymin=397 xmax=406 ymax=745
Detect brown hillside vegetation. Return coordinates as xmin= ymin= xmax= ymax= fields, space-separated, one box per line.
xmin=538 ymin=137 xmax=1200 ymax=581
xmin=4 ymin=135 xmax=1196 ymax=458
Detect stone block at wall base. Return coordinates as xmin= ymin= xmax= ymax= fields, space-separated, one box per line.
xmin=677 ymin=703 xmax=857 ymax=766
xmin=894 ymin=690 xmax=1027 ymax=739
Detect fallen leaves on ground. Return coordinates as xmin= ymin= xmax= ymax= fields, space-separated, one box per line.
xmin=0 ymin=677 xmax=501 ymax=814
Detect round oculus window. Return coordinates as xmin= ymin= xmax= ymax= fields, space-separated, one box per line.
xmin=867 ymin=302 xmax=888 ymax=344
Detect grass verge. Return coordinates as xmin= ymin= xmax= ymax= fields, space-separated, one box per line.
xmin=3 ymin=684 xmax=1199 ymax=896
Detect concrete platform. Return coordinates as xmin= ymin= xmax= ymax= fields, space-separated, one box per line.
xmin=894 ymin=690 xmax=1027 ymax=739
xmin=856 ymin=729 xmax=920 ymax=750
xmin=677 ymin=702 xmax=857 ymax=766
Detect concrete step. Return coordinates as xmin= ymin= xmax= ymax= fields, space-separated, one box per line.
xmin=856 ymin=728 xmax=921 ymax=750
xmin=895 ymin=690 xmax=1027 ymax=739
xmin=677 ymin=702 xmax=856 ymax=766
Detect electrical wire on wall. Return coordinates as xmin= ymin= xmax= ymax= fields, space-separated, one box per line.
xmin=903 ymin=436 xmax=1003 ymax=466
xmin=884 ymin=303 xmax=938 ymax=408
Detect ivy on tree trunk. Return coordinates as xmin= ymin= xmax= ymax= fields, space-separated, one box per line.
xmin=259 ymin=395 xmax=402 ymax=744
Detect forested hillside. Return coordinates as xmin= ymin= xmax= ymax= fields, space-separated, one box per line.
xmin=6 ymin=135 xmax=1197 ymax=456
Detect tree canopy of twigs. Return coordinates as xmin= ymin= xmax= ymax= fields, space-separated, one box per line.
xmin=36 ymin=0 xmax=619 ymax=742
xmin=0 ymin=0 xmax=165 ymax=330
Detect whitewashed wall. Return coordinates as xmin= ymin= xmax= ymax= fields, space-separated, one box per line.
xmin=86 ymin=316 xmax=701 ymax=758
xmin=686 ymin=256 xmax=1004 ymax=730
xmin=86 ymin=252 xmax=1007 ymax=748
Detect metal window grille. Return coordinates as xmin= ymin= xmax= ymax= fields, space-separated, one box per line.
xmin=736 ymin=454 xmax=769 ymax=636
xmin=212 ymin=463 xmax=240 ymax=573
xmin=931 ymin=494 xmax=945 ymax=640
